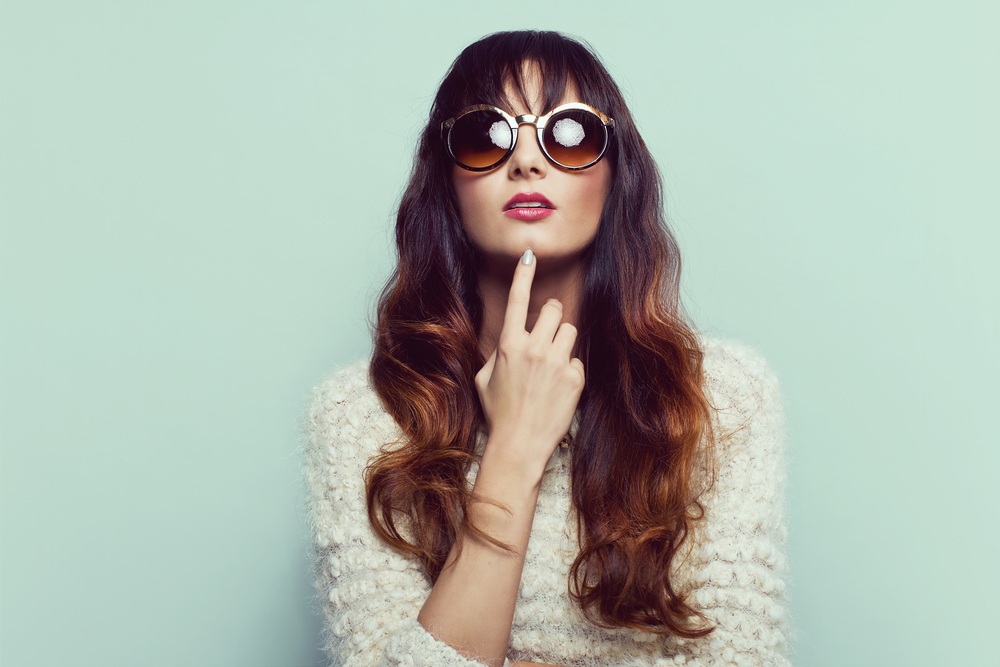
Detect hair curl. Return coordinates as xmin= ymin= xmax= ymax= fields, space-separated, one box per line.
xmin=366 ymin=30 xmax=715 ymax=637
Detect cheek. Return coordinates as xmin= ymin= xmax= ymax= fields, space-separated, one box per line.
xmin=577 ymin=165 xmax=611 ymax=228
xmin=452 ymin=169 xmax=489 ymax=225
xmin=451 ymin=170 xmax=471 ymax=219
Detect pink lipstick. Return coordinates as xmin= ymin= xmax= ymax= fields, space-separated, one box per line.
xmin=503 ymin=192 xmax=555 ymax=221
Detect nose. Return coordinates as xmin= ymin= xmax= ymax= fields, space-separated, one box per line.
xmin=506 ymin=123 xmax=547 ymax=179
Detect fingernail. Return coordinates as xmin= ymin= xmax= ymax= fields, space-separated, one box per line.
xmin=521 ymin=248 xmax=534 ymax=265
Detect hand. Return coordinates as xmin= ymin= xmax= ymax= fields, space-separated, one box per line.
xmin=474 ymin=250 xmax=585 ymax=478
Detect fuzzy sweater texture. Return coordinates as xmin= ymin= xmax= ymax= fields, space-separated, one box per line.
xmin=304 ymin=337 xmax=791 ymax=666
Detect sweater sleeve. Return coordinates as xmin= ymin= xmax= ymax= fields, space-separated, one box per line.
xmin=303 ymin=363 xmax=490 ymax=667
xmin=676 ymin=339 xmax=792 ymax=667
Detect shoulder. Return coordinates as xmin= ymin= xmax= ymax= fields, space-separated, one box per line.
xmin=699 ymin=336 xmax=783 ymax=437
xmin=303 ymin=358 xmax=378 ymax=456
xmin=303 ymin=360 xmax=397 ymax=497
xmin=699 ymin=336 xmax=780 ymax=401
xmin=696 ymin=336 xmax=787 ymax=501
xmin=303 ymin=359 xmax=401 ymax=548
xmin=308 ymin=359 xmax=376 ymax=420
xmin=306 ymin=359 xmax=394 ymax=452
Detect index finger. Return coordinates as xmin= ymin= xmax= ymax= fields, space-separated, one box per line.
xmin=500 ymin=248 xmax=536 ymax=337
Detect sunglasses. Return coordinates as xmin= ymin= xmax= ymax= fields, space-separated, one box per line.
xmin=441 ymin=102 xmax=615 ymax=172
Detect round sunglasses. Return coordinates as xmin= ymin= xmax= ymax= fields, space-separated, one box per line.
xmin=441 ymin=103 xmax=615 ymax=172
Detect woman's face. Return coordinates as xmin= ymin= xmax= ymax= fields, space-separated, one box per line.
xmin=451 ymin=67 xmax=612 ymax=271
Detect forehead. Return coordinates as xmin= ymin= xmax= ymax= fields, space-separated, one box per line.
xmin=496 ymin=61 xmax=580 ymax=116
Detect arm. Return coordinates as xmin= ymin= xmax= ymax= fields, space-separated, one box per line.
xmin=418 ymin=251 xmax=584 ymax=666
xmin=305 ymin=366 xmax=492 ymax=667
xmin=305 ymin=252 xmax=582 ymax=667
xmin=307 ymin=391 xmax=567 ymax=667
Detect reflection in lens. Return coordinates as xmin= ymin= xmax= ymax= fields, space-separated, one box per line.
xmin=451 ymin=111 xmax=511 ymax=169
xmin=552 ymin=118 xmax=585 ymax=147
xmin=489 ymin=121 xmax=511 ymax=150
xmin=543 ymin=110 xmax=606 ymax=167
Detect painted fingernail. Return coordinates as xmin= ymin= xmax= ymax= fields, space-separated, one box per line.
xmin=521 ymin=248 xmax=534 ymax=265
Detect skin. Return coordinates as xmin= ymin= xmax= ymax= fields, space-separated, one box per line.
xmin=417 ymin=66 xmax=610 ymax=667
xmin=451 ymin=65 xmax=611 ymax=359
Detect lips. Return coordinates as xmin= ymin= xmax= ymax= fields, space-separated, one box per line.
xmin=503 ymin=192 xmax=555 ymax=221
xmin=504 ymin=192 xmax=555 ymax=211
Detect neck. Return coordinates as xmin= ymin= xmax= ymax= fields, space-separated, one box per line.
xmin=476 ymin=255 xmax=587 ymax=359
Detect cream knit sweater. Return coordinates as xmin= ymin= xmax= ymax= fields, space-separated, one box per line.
xmin=304 ymin=337 xmax=791 ymax=666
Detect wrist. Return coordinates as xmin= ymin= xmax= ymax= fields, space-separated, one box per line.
xmin=477 ymin=438 xmax=548 ymax=493
xmin=472 ymin=447 xmax=545 ymax=520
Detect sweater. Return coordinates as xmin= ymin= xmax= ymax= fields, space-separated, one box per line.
xmin=304 ymin=337 xmax=791 ymax=666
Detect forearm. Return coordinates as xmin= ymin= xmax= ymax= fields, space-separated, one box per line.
xmin=417 ymin=447 xmax=543 ymax=667
xmin=418 ymin=253 xmax=582 ymax=667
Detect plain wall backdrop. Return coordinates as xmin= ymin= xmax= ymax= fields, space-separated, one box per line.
xmin=2 ymin=1 xmax=997 ymax=666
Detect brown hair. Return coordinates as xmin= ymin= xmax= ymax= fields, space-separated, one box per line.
xmin=366 ymin=30 xmax=714 ymax=637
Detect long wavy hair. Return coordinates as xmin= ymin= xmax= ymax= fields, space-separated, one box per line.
xmin=366 ymin=31 xmax=715 ymax=637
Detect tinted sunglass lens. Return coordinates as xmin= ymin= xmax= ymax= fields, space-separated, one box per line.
xmin=450 ymin=110 xmax=511 ymax=169
xmin=542 ymin=110 xmax=607 ymax=167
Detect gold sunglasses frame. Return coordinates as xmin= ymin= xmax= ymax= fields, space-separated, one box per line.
xmin=441 ymin=102 xmax=616 ymax=172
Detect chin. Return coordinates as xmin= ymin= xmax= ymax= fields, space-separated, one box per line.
xmin=504 ymin=231 xmax=589 ymax=258
xmin=472 ymin=228 xmax=595 ymax=269
xmin=533 ymin=247 xmax=590 ymax=267
xmin=524 ymin=241 xmax=594 ymax=269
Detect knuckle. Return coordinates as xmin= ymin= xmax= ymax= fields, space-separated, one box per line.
xmin=497 ymin=339 xmax=517 ymax=357
xmin=525 ymin=345 xmax=545 ymax=363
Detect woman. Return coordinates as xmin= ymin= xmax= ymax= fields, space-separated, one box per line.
xmin=305 ymin=31 xmax=790 ymax=667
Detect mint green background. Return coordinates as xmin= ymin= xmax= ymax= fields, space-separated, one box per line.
xmin=2 ymin=2 xmax=997 ymax=666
